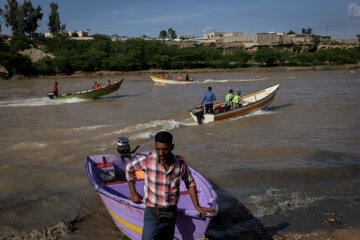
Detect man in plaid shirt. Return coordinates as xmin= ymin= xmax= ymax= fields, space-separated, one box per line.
xmin=126 ymin=131 xmax=216 ymax=240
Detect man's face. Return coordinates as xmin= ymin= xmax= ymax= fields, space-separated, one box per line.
xmin=155 ymin=141 xmax=174 ymax=163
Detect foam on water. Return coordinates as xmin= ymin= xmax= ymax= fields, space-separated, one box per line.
xmin=0 ymin=97 xmax=87 ymax=107
xmin=246 ymin=187 xmax=323 ymax=218
xmin=7 ymin=141 xmax=47 ymax=151
xmin=100 ymin=119 xmax=197 ymax=140
xmin=69 ymin=124 xmax=112 ymax=133
xmin=230 ymin=109 xmax=275 ymax=121
xmin=201 ymin=77 xmax=268 ymax=83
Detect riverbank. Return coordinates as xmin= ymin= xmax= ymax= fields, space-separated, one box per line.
xmin=4 ymin=63 xmax=360 ymax=80
xmin=2 ymin=214 xmax=359 ymax=240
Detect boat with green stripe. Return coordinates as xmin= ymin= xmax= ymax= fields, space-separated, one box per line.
xmin=48 ymin=79 xmax=124 ymax=100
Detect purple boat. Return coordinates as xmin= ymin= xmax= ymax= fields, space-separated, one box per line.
xmin=85 ymin=138 xmax=218 ymax=240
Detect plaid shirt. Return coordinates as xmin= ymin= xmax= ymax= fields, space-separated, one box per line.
xmin=126 ymin=151 xmax=196 ymax=208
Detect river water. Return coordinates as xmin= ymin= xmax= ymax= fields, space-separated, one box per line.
xmin=0 ymin=70 xmax=359 ymax=239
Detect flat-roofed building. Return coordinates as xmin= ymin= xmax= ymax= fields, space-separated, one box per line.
xmin=286 ymin=34 xmax=313 ymax=43
xmin=226 ymin=32 xmax=284 ymax=44
xmin=68 ymin=31 xmax=89 ymax=37
xmin=202 ymin=32 xmax=224 ymax=41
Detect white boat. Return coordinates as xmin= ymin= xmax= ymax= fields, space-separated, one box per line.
xmin=150 ymin=75 xmax=194 ymax=84
xmin=190 ymin=84 xmax=280 ymax=124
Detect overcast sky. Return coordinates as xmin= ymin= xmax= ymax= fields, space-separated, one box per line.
xmin=1 ymin=0 xmax=359 ymax=38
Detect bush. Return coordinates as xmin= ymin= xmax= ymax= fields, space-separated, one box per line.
xmin=10 ymin=33 xmax=31 ymax=52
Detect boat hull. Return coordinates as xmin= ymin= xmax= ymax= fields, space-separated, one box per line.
xmin=150 ymin=76 xmax=193 ymax=84
xmin=85 ymin=154 xmax=217 ymax=240
xmin=190 ymin=84 xmax=279 ymax=124
xmin=54 ymin=79 xmax=123 ymax=99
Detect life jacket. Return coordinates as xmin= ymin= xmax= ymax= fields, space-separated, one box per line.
xmin=94 ymin=83 xmax=101 ymax=90
xmin=225 ymin=93 xmax=233 ymax=101
xmin=232 ymin=94 xmax=240 ymax=104
xmin=53 ymin=84 xmax=58 ymax=92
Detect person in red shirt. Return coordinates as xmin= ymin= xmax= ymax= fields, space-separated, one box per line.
xmin=53 ymin=82 xmax=59 ymax=96
xmin=93 ymin=81 xmax=101 ymax=90
xmin=126 ymin=131 xmax=216 ymax=240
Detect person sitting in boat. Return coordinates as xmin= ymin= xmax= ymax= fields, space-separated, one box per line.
xmin=93 ymin=81 xmax=101 ymax=90
xmin=232 ymin=90 xmax=242 ymax=109
xmin=160 ymin=74 xmax=164 ymax=79
xmin=53 ymin=81 xmax=59 ymax=96
xmin=167 ymin=75 xmax=172 ymax=80
xmin=126 ymin=131 xmax=216 ymax=240
xmin=176 ymin=75 xmax=183 ymax=81
xmin=201 ymin=86 xmax=217 ymax=113
xmin=186 ymin=73 xmax=189 ymax=80
xmin=224 ymin=89 xmax=234 ymax=111
xmin=107 ymin=80 xmax=111 ymax=86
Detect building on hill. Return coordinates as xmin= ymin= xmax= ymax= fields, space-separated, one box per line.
xmin=68 ymin=31 xmax=88 ymax=37
xmin=45 ymin=31 xmax=89 ymax=38
xmin=201 ymin=32 xmax=224 ymax=42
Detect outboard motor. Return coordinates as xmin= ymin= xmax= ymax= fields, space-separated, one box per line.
xmin=191 ymin=106 xmax=204 ymax=124
xmin=47 ymin=92 xmax=55 ymax=99
xmin=117 ymin=137 xmax=139 ymax=160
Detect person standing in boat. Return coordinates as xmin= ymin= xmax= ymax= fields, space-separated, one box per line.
xmin=224 ymin=89 xmax=234 ymax=111
xmin=126 ymin=131 xmax=216 ymax=240
xmin=201 ymin=86 xmax=217 ymax=113
xmin=232 ymin=90 xmax=242 ymax=109
xmin=53 ymin=81 xmax=59 ymax=96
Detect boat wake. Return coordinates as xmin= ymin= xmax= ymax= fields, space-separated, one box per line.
xmin=201 ymin=77 xmax=268 ymax=84
xmin=0 ymin=97 xmax=87 ymax=107
xmin=5 ymin=141 xmax=48 ymax=151
xmin=230 ymin=109 xmax=275 ymax=121
xmin=69 ymin=124 xmax=113 ymax=133
xmin=100 ymin=119 xmax=197 ymax=140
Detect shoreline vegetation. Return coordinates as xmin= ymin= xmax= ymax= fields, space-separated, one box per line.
xmin=6 ymin=63 xmax=360 ymax=81
xmin=1 ymin=34 xmax=360 ymax=80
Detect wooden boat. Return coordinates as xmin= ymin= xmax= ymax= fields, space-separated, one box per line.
xmin=48 ymin=79 xmax=124 ymax=99
xmin=150 ymin=75 xmax=194 ymax=84
xmin=190 ymin=84 xmax=280 ymax=124
xmin=85 ymin=154 xmax=218 ymax=240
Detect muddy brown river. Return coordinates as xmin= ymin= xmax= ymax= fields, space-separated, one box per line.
xmin=0 ymin=70 xmax=359 ymax=239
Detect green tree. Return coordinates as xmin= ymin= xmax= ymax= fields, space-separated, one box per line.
xmin=168 ymin=27 xmax=176 ymax=40
xmin=20 ymin=0 xmax=43 ymax=38
xmin=253 ymin=47 xmax=282 ymax=66
xmin=159 ymin=30 xmax=167 ymax=39
xmin=0 ymin=8 xmax=3 ymax=33
xmin=48 ymin=2 xmax=61 ymax=35
xmin=2 ymin=0 xmax=21 ymax=34
xmin=2 ymin=0 xmax=42 ymax=36
xmin=287 ymin=30 xmax=296 ymax=35
xmin=302 ymin=27 xmax=312 ymax=34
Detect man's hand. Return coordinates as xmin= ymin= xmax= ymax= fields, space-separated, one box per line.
xmin=130 ymin=192 xmax=143 ymax=204
xmin=195 ymin=206 xmax=217 ymax=217
xmin=128 ymin=181 xmax=143 ymax=204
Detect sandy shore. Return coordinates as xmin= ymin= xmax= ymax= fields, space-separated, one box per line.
xmin=273 ymin=228 xmax=360 ymax=240
xmin=1 ymin=215 xmax=359 ymax=240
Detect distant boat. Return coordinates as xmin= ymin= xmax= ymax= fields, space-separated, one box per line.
xmin=190 ymin=84 xmax=280 ymax=124
xmin=48 ymin=79 xmax=124 ymax=99
xmin=85 ymin=154 xmax=218 ymax=240
xmin=150 ymin=75 xmax=194 ymax=84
